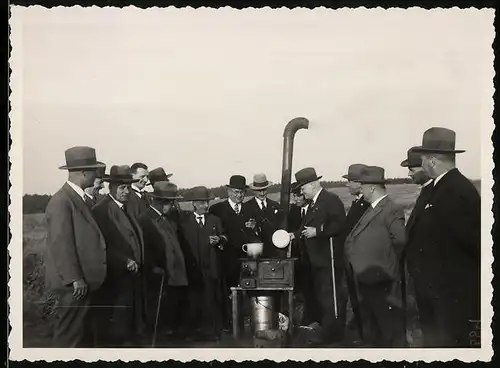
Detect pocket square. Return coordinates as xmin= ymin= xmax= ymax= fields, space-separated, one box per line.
xmin=425 ymin=203 xmax=433 ymax=209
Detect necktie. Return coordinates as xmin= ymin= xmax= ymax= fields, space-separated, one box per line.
xmin=234 ymin=204 xmax=240 ymax=214
xmin=261 ymin=201 xmax=267 ymax=211
xmin=197 ymin=216 xmax=204 ymax=228
xmin=301 ymin=207 xmax=306 ymax=218
xmin=84 ymin=195 xmax=93 ymax=209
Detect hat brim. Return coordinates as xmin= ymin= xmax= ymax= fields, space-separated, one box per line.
xmin=226 ymin=184 xmax=249 ymax=190
xmin=411 ymin=146 xmax=465 ymax=154
xmin=190 ymin=196 xmax=215 ymax=201
xmin=342 ymin=174 xmax=360 ymax=181
xmin=356 ymin=179 xmax=387 ymax=184
xmin=295 ymin=175 xmax=323 ymax=188
xmin=103 ymin=178 xmax=140 ymax=184
xmin=249 ymin=183 xmax=272 ymax=190
xmin=148 ymin=193 xmax=183 ymax=200
xmin=401 ymin=159 xmax=422 ymax=168
xmin=59 ymin=162 xmax=107 ymax=170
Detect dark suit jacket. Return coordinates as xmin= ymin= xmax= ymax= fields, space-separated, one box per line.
xmin=44 ymin=183 xmax=107 ymax=291
xmin=405 ymin=168 xmax=480 ymax=311
xmin=294 ymin=189 xmax=346 ymax=269
xmin=127 ymin=190 xmax=150 ymax=219
xmin=209 ymin=200 xmax=256 ymax=255
xmin=339 ymin=196 xmax=370 ymax=256
xmin=179 ymin=212 xmax=227 ymax=285
xmin=243 ymin=197 xmax=283 ymax=257
xmin=137 ymin=207 xmax=188 ymax=287
xmin=344 ymin=196 xmax=406 ymax=305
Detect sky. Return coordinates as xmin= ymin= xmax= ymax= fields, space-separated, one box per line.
xmin=11 ymin=7 xmax=494 ymax=195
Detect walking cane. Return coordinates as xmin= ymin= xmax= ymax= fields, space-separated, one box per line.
xmin=329 ymin=237 xmax=339 ymax=319
xmin=151 ymin=271 xmax=165 ymax=348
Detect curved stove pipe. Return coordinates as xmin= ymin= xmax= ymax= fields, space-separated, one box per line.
xmin=279 ymin=117 xmax=309 ymax=256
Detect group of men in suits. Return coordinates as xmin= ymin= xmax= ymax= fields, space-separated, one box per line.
xmin=43 ymin=126 xmax=481 ymax=349
xmin=286 ymin=127 xmax=480 ymax=348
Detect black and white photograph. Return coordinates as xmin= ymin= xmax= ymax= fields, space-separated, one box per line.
xmin=8 ymin=5 xmax=494 ymax=362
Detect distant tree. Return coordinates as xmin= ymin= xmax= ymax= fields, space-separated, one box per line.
xmin=23 ymin=194 xmax=52 ymax=214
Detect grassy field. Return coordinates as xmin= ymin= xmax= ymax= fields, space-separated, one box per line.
xmin=22 ymin=182 xmax=481 ymax=347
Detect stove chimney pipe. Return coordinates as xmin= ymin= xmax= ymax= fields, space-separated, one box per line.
xmin=279 ymin=117 xmax=309 ymax=252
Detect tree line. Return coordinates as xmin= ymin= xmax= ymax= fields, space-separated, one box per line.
xmin=23 ymin=178 xmax=414 ymax=214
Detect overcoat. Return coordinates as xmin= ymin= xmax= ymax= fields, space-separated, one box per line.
xmin=44 ymin=183 xmax=107 ymax=347
xmin=137 ymin=207 xmax=188 ymax=287
xmin=344 ymin=196 xmax=406 ymax=306
xmin=405 ymin=168 xmax=480 ymax=347
xmin=293 ymin=189 xmax=346 ymax=270
xmin=92 ymin=195 xmax=147 ymax=341
xmin=45 ymin=183 xmax=107 ymax=291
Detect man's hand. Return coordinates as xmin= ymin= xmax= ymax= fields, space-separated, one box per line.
xmin=72 ymin=279 xmax=88 ymax=300
xmin=127 ymin=259 xmax=139 ymax=273
xmin=301 ymin=226 xmax=317 ymax=239
xmin=209 ymin=235 xmax=220 ymax=245
xmin=245 ymin=218 xmax=256 ymax=230
xmin=289 ymin=232 xmax=296 ymax=241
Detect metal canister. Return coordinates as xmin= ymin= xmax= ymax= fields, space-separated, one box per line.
xmin=250 ymin=295 xmax=277 ymax=332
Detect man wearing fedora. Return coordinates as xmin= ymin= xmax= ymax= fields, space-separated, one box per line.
xmin=127 ymin=162 xmax=150 ymax=219
xmin=407 ymin=127 xmax=480 ymax=348
xmin=137 ymin=181 xmax=189 ymax=341
xmin=344 ymin=166 xmax=407 ymax=347
xmin=44 ymin=146 xmax=107 ymax=348
xmin=288 ymin=182 xmax=320 ymax=327
xmin=292 ymin=167 xmax=347 ymax=345
xmin=339 ymin=164 xmax=370 ymax=343
xmin=179 ymin=186 xmax=228 ymax=341
xmin=209 ymin=175 xmax=256 ymax=331
xmin=84 ymin=164 xmax=107 ymax=208
xmin=243 ymin=173 xmax=282 ymax=258
xmin=92 ymin=165 xmax=147 ymax=347
xmin=148 ymin=167 xmax=173 ymax=186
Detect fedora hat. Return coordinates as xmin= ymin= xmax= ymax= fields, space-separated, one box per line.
xmin=342 ymin=164 xmax=367 ymax=181
xmin=249 ymin=173 xmax=272 ymax=190
xmin=149 ymin=167 xmax=173 ymax=185
xmin=401 ymin=146 xmax=424 ymax=168
xmin=103 ymin=165 xmax=139 ymax=184
xmin=58 ymin=146 xmax=106 ymax=170
xmin=149 ymin=181 xmax=183 ymax=200
xmin=412 ymin=127 xmax=465 ymax=154
xmin=356 ymin=166 xmax=387 ymax=184
xmin=187 ymin=186 xmax=214 ymax=201
xmin=294 ymin=167 xmax=323 ymax=188
xmin=291 ymin=181 xmax=301 ymax=195
xmin=226 ymin=175 xmax=248 ymax=190
xmin=96 ymin=164 xmax=107 ymax=179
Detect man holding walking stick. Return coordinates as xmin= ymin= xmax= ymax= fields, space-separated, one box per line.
xmin=137 ymin=181 xmax=189 ymax=343
xmin=291 ymin=167 xmax=347 ymax=346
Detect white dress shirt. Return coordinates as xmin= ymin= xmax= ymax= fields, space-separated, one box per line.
xmin=256 ymin=197 xmax=267 ymax=210
xmin=423 ymin=179 xmax=433 ymax=187
xmin=150 ymin=205 xmax=162 ymax=217
xmin=194 ymin=212 xmax=205 ymax=225
xmin=109 ymin=194 xmax=125 ymax=209
xmin=371 ymin=194 xmax=388 ymax=209
xmin=311 ymin=188 xmax=323 ymax=207
xmin=433 ymin=170 xmax=450 ymax=187
xmin=66 ymin=181 xmax=86 ymax=201
xmin=228 ymin=198 xmax=241 ymax=213
xmin=131 ymin=184 xmax=143 ymax=198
